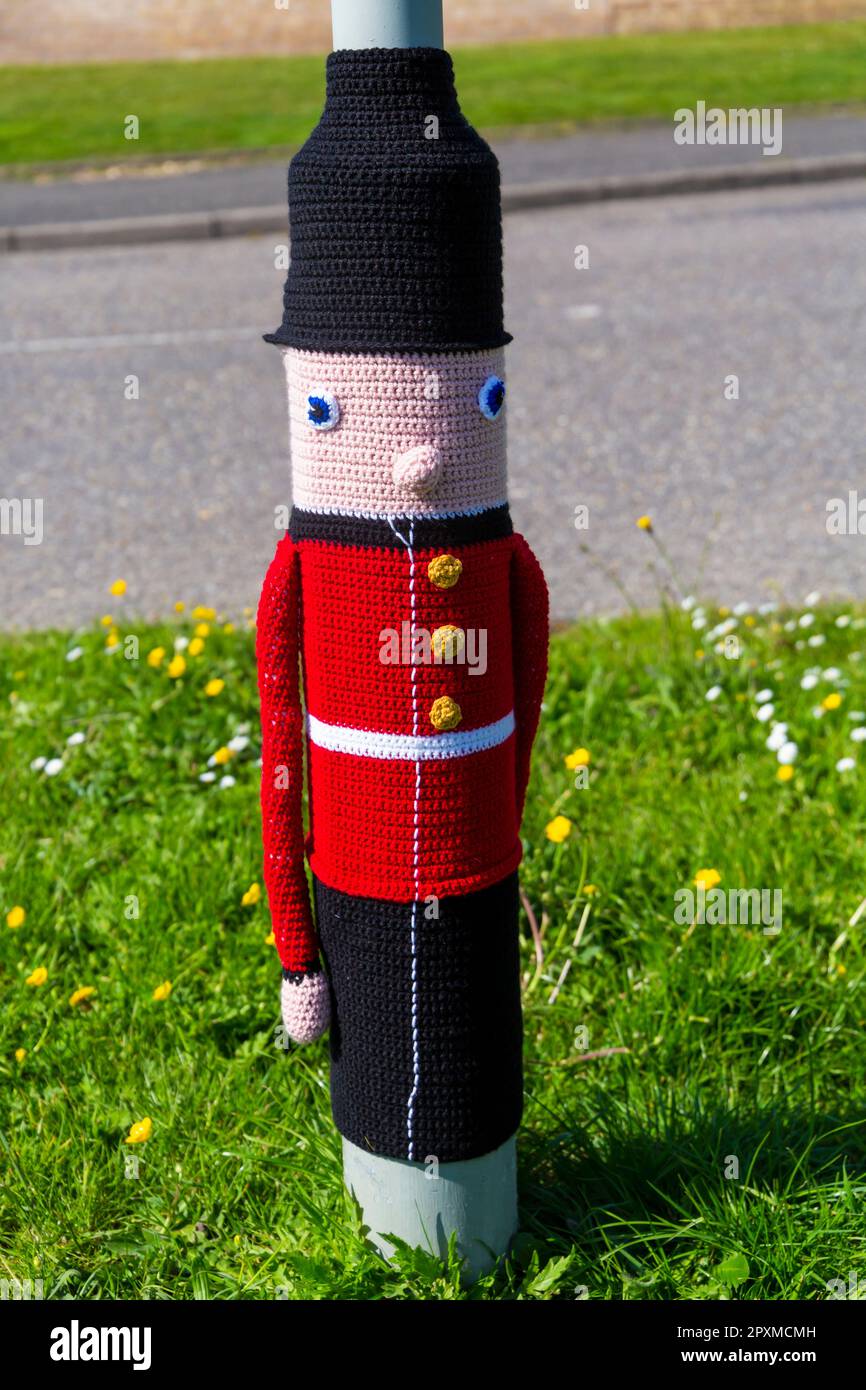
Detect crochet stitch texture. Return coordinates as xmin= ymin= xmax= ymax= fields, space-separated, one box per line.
xmin=265 ymin=48 xmax=510 ymax=355
xmin=257 ymin=47 xmax=549 ymax=1163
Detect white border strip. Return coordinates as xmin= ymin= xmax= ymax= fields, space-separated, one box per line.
xmin=307 ymin=710 xmax=515 ymax=761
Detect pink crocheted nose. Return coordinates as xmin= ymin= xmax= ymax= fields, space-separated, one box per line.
xmin=392 ymin=443 xmax=442 ymax=496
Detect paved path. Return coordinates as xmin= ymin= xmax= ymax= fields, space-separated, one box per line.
xmin=2 ymin=179 xmax=865 ymax=629
xmin=3 ymin=113 xmax=864 ymax=227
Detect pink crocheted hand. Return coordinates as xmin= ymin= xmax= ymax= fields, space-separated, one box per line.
xmin=281 ymin=971 xmax=331 ymax=1045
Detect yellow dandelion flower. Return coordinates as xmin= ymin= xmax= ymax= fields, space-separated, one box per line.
xmin=100 ymin=614 xmax=114 ymax=628
xmin=584 ymin=883 xmax=598 ymax=896
xmin=147 ymin=646 xmax=166 ymax=669
xmin=69 ymin=985 xmax=96 ymax=1007
xmin=109 ymin=579 xmax=127 ymax=597
xmin=192 ymin=605 xmax=216 ymax=622
xmin=822 ymin=692 xmax=842 ymax=711
xmin=194 ymin=622 xmax=211 ymax=638
xmin=694 ymin=868 xmax=721 ymax=891
xmin=174 ymin=600 xmax=186 ymax=613
xmin=636 ymin=515 xmax=652 ymax=532
xmin=837 ymin=963 xmax=847 ymax=977
xmin=546 ymin=815 xmax=573 ymax=844
xmin=187 ymin=637 xmax=205 ymax=657
xmin=223 ymin=622 xmax=235 ymax=634
xmin=744 ymin=615 xmax=756 ymax=628
xmin=241 ymin=882 xmax=262 ymax=907
xmin=25 ymin=966 xmax=48 ymax=987
xmin=204 ymin=678 xmax=225 ymax=698
xmin=695 ymin=649 xmax=704 ymax=660
xmin=264 ymin=931 xmax=275 ymax=947
xmin=213 ymin=746 xmax=233 ymax=766
xmin=152 ymin=980 xmax=172 ymax=1002
xmin=777 ymin=765 xmax=794 ymax=783
xmin=718 ymin=606 xmax=731 ymax=618
xmin=14 ymin=1047 xmax=26 ymax=1064
xmin=167 ymin=654 xmax=186 ymax=679
xmin=106 ymin=629 xmax=120 ymax=647
xmin=124 ymin=1117 xmax=153 ymax=1145
xmin=6 ymin=905 xmax=25 ymax=929
xmin=564 ymin=747 xmax=591 ymax=770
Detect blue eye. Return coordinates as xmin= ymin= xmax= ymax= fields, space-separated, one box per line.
xmin=478 ymin=375 xmax=505 ymax=420
xmin=306 ymin=388 xmax=340 ymax=431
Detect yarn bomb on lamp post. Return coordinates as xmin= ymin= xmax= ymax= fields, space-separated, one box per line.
xmin=256 ymin=45 xmax=549 ymax=1165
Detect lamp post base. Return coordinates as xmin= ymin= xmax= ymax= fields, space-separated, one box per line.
xmin=343 ymin=1134 xmax=518 ymax=1282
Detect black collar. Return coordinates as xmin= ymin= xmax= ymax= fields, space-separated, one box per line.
xmin=289 ymin=505 xmax=512 ymax=550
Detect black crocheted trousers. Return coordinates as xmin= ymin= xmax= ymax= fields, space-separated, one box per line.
xmin=315 ymin=872 xmax=523 ymax=1163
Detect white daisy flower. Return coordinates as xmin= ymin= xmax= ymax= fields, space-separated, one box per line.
xmin=65 ymin=646 xmax=84 ymax=662
xmin=756 ymin=704 xmax=775 ymax=723
xmin=30 ymin=755 xmax=47 ymax=772
xmin=227 ymin=735 xmax=249 ymax=753
xmin=798 ymin=613 xmax=815 ymax=628
xmin=807 ymin=634 xmax=826 ymax=647
xmin=759 ymin=602 xmax=778 ymax=615
xmin=66 ymin=731 xmax=85 ymax=746
xmin=822 ymin=668 xmax=842 ymax=681
xmin=800 ymin=674 xmax=819 ymax=690
xmin=733 ymin=602 xmax=750 ymax=616
xmin=175 ymin=636 xmax=189 ymax=651
xmin=766 ymin=725 xmax=788 ymax=751
xmin=849 ymin=711 xmax=865 ymax=722
xmin=218 ymin=775 xmax=236 ymax=789
xmin=836 ymin=757 xmax=856 ymax=773
xmin=199 ymin=771 xmax=216 ymax=783
xmin=812 ymin=706 xmax=825 ymax=719
xmin=692 ymin=615 xmax=707 ymax=631
xmin=777 ymin=741 xmax=798 ymax=765
xmin=44 ymin=757 xmax=64 ymax=776
xmin=705 ymin=685 xmax=722 ymax=702
xmin=836 ymin=615 xmax=851 ymax=628
xmin=804 ymin=590 xmax=821 ymax=607
xmin=851 ymin=728 xmax=866 ymax=743
xmin=755 ymin=689 xmax=774 ymax=704
xmin=681 ymin=596 xmax=697 ymax=611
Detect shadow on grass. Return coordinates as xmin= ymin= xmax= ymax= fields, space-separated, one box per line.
xmin=515 ymin=1088 xmax=866 ymax=1296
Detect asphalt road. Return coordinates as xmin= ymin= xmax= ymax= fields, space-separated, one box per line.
xmin=2 ymin=178 xmax=866 ymax=630
xmin=4 ymin=113 xmax=865 ymax=226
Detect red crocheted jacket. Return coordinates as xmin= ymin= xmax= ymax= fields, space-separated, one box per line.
xmin=256 ymin=529 xmax=548 ymax=974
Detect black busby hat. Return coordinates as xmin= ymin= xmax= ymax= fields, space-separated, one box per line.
xmin=264 ymin=47 xmax=510 ymax=355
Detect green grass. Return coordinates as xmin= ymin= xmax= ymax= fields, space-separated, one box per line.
xmin=2 ymin=21 xmax=866 ymax=168
xmin=1 ymin=589 xmax=865 ymax=1299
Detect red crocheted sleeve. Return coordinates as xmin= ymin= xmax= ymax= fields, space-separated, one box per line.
xmin=511 ymin=533 xmax=549 ymax=824
xmin=256 ymin=534 xmax=318 ymax=974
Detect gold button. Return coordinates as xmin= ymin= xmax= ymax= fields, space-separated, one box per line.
xmin=431 ymin=624 xmax=466 ymax=663
xmin=429 ymin=696 xmax=462 ymax=731
xmin=427 ymin=554 xmax=462 ymax=589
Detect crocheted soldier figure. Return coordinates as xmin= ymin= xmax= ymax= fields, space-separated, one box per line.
xmin=257 ymin=47 xmax=548 ymax=1163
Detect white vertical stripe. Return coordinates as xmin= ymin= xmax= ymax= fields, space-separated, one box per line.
xmin=389 ymin=516 xmax=422 ymax=1161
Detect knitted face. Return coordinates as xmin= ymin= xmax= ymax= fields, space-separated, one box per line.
xmin=285 ymin=347 xmax=507 ymax=518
